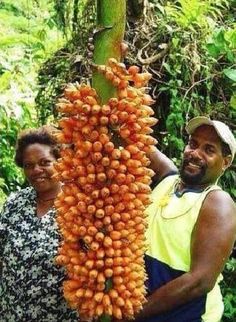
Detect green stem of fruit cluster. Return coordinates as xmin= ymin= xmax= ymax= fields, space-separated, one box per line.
xmin=92 ymin=2 xmax=126 ymax=321
xmin=92 ymin=0 xmax=126 ymax=104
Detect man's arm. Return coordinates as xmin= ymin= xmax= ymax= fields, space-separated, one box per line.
xmin=132 ymin=190 xmax=236 ymax=321
xmin=148 ymin=147 xmax=178 ymax=184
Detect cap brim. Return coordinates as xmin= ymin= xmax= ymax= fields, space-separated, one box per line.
xmin=186 ymin=116 xmax=214 ymax=134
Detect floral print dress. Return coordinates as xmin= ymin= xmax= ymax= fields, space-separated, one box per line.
xmin=0 ymin=187 xmax=79 ymax=322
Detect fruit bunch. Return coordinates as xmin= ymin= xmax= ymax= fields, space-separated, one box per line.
xmin=54 ymin=58 xmax=158 ymax=320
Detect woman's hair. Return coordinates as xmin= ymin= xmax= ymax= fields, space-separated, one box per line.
xmin=15 ymin=126 xmax=60 ymax=167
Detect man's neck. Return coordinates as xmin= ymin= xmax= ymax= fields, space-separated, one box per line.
xmin=177 ymin=180 xmax=215 ymax=194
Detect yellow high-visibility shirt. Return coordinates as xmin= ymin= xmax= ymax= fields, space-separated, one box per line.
xmin=145 ymin=174 xmax=224 ymax=322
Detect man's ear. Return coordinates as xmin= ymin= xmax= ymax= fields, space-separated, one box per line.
xmin=222 ymin=155 xmax=232 ymax=171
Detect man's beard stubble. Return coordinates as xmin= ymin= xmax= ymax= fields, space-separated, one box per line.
xmin=179 ymin=158 xmax=207 ymax=186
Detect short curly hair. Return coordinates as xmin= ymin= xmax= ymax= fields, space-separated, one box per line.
xmin=15 ymin=126 xmax=60 ymax=168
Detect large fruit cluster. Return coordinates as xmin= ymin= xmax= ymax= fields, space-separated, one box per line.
xmin=54 ymin=58 xmax=158 ymax=320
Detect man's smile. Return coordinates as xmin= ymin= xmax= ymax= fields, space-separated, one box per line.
xmin=185 ymin=161 xmax=202 ymax=169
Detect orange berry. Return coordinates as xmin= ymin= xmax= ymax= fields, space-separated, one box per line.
xmin=95 ymin=209 xmax=105 ymax=219
xmin=100 ymin=116 xmax=109 ymax=125
xmin=104 ymin=268 xmax=113 ymax=278
xmin=110 ymin=231 xmax=121 ymax=240
xmin=110 ymin=114 xmax=119 ymax=125
xmin=111 ymin=149 xmax=121 ymax=160
xmin=101 ymin=156 xmax=110 ymax=166
xmin=101 ymin=104 xmax=111 ymax=115
xmin=103 ymin=236 xmax=113 ymax=248
xmin=91 ymin=104 xmax=101 ymax=114
xmin=104 ymin=141 xmax=114 ymax=153
xmin=128 ymin=65 xmax=140 ymax=75
xmin=95 ymin=232 xmax=105 ymax=242
xmin=90 ymin=241 xmax=99 ymax=251
xmin=99 ymin=133 xmax=110 ymax=145
xmin=95 ymin=259 xmax=104 ymax=269
xmin=93 ymin=141 xmax=103 ymax=152
xmin=94 ymin=292 xmax=104 ymax=303
xmin=97 ymin=172 xmax=107 ymax=183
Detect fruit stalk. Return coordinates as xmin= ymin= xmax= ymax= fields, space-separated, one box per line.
xmin=92 ymin=0 xmax=126 ymax=103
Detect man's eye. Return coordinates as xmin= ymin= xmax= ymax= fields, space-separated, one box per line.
xmin=206 ymin=147 xmax=215 ymax=154
xmin=189 ymin=141 xmax=196 ymax=148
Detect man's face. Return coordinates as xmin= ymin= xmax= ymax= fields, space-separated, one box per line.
xmin=180 ymin=125 xmax=230 ymax=186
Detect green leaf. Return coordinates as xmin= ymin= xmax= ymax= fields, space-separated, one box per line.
xmin=172 ymin=37 xmax=179 ymax=47
xmin=223 ymin=69 xmax=236 ymax=82
xmin=226 ymin=51 xmax=235 ymax=63
xmin=163 ymin=62 xmax=173 ymax=74
xmin=206 ymin=29 xmax=227 ymax=58
xmin=230 ymin=95 xmax=236 ymax=110
xmin=206 ymin=43 xmax=220 ymax=57
xmin=0 ymin=71 xmax=11 ymax=91
xmin=214 ymin=29 xmax=226 ymax=47
xmin=0 ymin=35 xmax=38 ymax=47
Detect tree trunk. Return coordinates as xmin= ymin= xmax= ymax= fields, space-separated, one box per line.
xmin=92 ymin=0 xmax=126 ymax=104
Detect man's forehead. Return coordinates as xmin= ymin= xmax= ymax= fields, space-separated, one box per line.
xmin=190 ymin=125 xmax=222 ymax=144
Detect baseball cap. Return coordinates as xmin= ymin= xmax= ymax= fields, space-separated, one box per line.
xmin=186 ymin=116 xmax=236 ymax=161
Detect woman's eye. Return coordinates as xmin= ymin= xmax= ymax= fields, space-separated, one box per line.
xmin=23 ymin=163 xmax=33 ymax=169
xmin=40 ymin=160 xmax=52 ymax=166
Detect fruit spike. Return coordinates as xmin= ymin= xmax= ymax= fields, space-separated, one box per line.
xmin=54 ymin=60 xmax=157 ymax=321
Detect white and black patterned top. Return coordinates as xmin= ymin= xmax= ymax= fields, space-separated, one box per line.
xmin=0 ymin=187 xmax=79 ymax=322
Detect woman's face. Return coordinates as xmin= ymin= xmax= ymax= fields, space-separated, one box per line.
xmin=22 ymin=143 xmax=58 ymax=194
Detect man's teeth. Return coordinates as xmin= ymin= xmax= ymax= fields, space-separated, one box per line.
xmin=188 ymin=162 xmax=201 ymax=169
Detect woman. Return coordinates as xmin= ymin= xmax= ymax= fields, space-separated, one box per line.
xmin=0 ymin=126 xmax=79 ymax=321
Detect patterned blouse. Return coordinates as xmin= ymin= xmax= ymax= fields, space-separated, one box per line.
xmin=0 ymin=187 xmax=79 ymax=322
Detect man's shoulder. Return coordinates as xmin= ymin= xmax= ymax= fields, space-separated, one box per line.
xmin=205 ymin=189 xmax=235 ymax=205
xmin=202 ymin=189 xmax=236 ymax=219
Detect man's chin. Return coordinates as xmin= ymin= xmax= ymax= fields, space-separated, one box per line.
xmin=180 ymin=169 xmax=205 ymax=186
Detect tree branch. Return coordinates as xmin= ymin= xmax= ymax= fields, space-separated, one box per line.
xmin=137 ymin=44 xmax=169 ymax=65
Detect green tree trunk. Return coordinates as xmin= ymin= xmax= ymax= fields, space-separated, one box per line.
xmin=92 ymin=0 xmax=126 ymax=104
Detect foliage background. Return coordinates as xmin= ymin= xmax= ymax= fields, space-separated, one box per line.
xmin=0 ymin=0 xmax=235 ymax=320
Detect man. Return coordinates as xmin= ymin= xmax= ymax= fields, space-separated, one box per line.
xmin=126 ymin=116 xmax=236 ymax=322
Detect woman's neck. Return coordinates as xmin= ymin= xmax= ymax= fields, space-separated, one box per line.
xmin=36 ymin=184 xmax=61 ymax=201
xmin=36 ymin=184 xmax=61 ymax=218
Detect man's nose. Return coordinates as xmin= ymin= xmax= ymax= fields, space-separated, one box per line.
xmin=190 ymin=148 xmax=202 ymax=160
